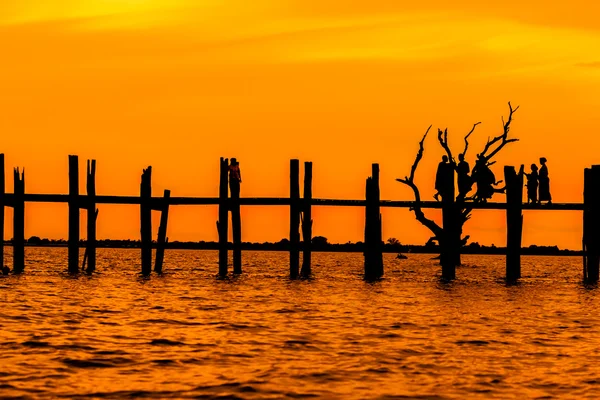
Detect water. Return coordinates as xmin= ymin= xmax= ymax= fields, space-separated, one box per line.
xmin=1 ymin=248 xmax=599 ymax=399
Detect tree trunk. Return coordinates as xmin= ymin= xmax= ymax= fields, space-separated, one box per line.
xmin=439 ymin=236 xmax=460 ymax=275
xmin=440 ymin=167 xmax=458 ymax=280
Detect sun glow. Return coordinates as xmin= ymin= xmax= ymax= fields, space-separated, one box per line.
xmin=0 ymin=0 xmax=172 ymax=24
xmin=1 ymin=1 xmax=599 ymax=248
xmin=75 ymin=0 xmax=167 ymax=14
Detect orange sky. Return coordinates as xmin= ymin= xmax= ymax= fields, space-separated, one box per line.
xmin=1 ymin=1 xmax=599 ymax=249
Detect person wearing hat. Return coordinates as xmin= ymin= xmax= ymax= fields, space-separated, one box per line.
xmin=539 ymin=157 xmax=551 ymax=204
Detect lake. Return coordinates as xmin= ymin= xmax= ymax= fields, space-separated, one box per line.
xmin=1 ymin=248 xmax=598 ymax=399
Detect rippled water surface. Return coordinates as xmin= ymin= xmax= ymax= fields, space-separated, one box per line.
xmin=1 ymin=248 xmax=599 ymax=399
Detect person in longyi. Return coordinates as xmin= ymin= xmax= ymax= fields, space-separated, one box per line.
xmin=538 ymin=157 xmax=551 ymax=205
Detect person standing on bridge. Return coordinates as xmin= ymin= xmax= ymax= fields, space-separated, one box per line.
xmin=434 ymin=155 xmax=453 ymax=201
xmin=456 ymin=153 xmax=472 ymax=201
xmin=539 ymin=157 xmax=551 ymax=205
xmin=525 ymin=164 xmax=539 ymax=204
xmin=472 ymin=156 xmax=496 ymax=202
xmin=229 ymin=158 xmax=242 ymax=198
xmin=229 ymin=158 xmax=242 ymax=183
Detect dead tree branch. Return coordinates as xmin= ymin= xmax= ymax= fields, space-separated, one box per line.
xmin=396 ymin=125 xmax=443 ymax=238
xmin=460 ymin=206 xmax=472 ymax=224
xmin=437 ymin=128 xmax=453 ymax=162
xmin=478 ymin=102 xmax=520 ymax=163
xmin=461 ymin=122 xmax=481 ymax=157
xmin=406 ymin=126 xmax=431 ymax=182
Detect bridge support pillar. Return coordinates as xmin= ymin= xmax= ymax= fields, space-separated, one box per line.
xmin=217 ymin=158 xmax=229 ymax=278
xmin=154 ymin=189 xmax=170 ymax=274
xmin=364 ymin=163 xmax=383 ymax=280
xmin=140 ymin=166 xmax=152 ymax=276
xmin=505 ymin=166 xmax=524 ymax=282
xmin=301 ymin=161 xmax=313 ymax=278
xmin=440 ymin=167 xmax=458 ymax=281
xmin=290 ymin=159 xmax=300 ymax=279
xmin=13 ymin=168 xmax=25 ymax=274
xmin=68 ymin=155 xmax=80 ymax=274
xmin=0 ymin=154 xmax=4 ymax=274
xmin=584 ymin=166 xmax=600 ymax=283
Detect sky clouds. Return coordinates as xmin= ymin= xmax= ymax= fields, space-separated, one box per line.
xmin=0 ymin=1 xmax=598 ymax=247
xmin=3 ymin=1 xmax=599 ymax=80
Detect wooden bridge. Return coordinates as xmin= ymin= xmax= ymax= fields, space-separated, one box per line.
xmin=0 ymin=194 xmax=585 ymax=210
xmin=1 ymin=154 xmax=599 ymax=283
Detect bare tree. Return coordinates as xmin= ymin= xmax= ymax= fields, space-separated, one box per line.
xmin=478 ymin=103 xmax=520 ymax=164
xmin=437 ymin=128 xmax=453 ymax=162
xmin=396 ymin=125 xmax=444 ymax=240
xmin=461 ymin=122 xmax=481 ymax=159
xmin=396 ymin=102 xmax=520 ymax=268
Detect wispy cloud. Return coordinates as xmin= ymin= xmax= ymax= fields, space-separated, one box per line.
xmin=2 ymin=2 xmax=600 ymax=84
xmin=576 ymin=61 xmax=600 ymax=68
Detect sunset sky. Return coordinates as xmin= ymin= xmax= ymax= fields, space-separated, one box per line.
xmin=1 ymin=1 xmax=600 ymax=249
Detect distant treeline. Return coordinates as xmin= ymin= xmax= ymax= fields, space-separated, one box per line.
xmin=9 ymin=235 xmax=582 ymax=256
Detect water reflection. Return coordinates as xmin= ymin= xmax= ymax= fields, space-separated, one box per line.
xmin=0 ymin=249 xmax=598 ymax=399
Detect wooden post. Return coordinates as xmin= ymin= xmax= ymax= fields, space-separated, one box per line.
xmin=140 ymin=166 xmax=152 ymax=275
xmin=0 ymin=154 xmax=4 ymax=274
xmin=505 ymin=166 xmax=524 ymax=282
xmin=583 ymin=166 xmax=600 ymax=283
xmin=364 ymin=163 xmax=383 ymax=280
xmin=229 ymin=160 xmax=242 ymax=274
xmin=13 ymin=168 xmax=25 ymax=274
xmin=301 ymin=161 xmax=313 ymax=278
xmin=374 ymin=164 xmax=383 ymax=278
xmin=364 ymin=172 xmax=373 ymax=279
xmin=154 ymin=189 xmax=170 ymax=274
xmin=68 ymin=155 xmax=80 ymax=273
xmin=440 ymin=166 xmax=457 ymax=280
xmin=584 ymin=168 xmax=591 ymax=281
xmin=85 ymin=159 xmax=97 ymax=273
xmin=217 ymin=158 xmax=229 ymax=277
xmin=290 ymin=159 xmax=300 ymax=279
xmin=82 ymin=209 xmax=98 ymax=273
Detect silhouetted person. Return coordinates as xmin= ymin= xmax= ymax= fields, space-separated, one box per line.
xmin=472 ymin=155 xmax=499 ymax=202
xmin=434 ymin=155 xmax=454 ymax=201
xmin=524 ymin=164 xmax=539 ymax=204
xmin=229 ymin=158 xmax=242 ymax=198
xmin=539 ymin=157 xmax=551 ymax=204
xmin=456 ymin=153 xmax=472 ymax=201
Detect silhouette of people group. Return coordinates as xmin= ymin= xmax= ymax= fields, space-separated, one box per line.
xmin=472 ymin=155 xmax=506 ymax=202
xmin=434 ymin=152 xmax=500 ymax=202
xmin=434 ymin=154 xmax=551 ymax=204
xmin=525 ymin=157 xmax=551 ymax=204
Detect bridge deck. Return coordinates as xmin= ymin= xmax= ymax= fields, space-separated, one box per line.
xmin=0 ymin=194 xmax=583 ymax=210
